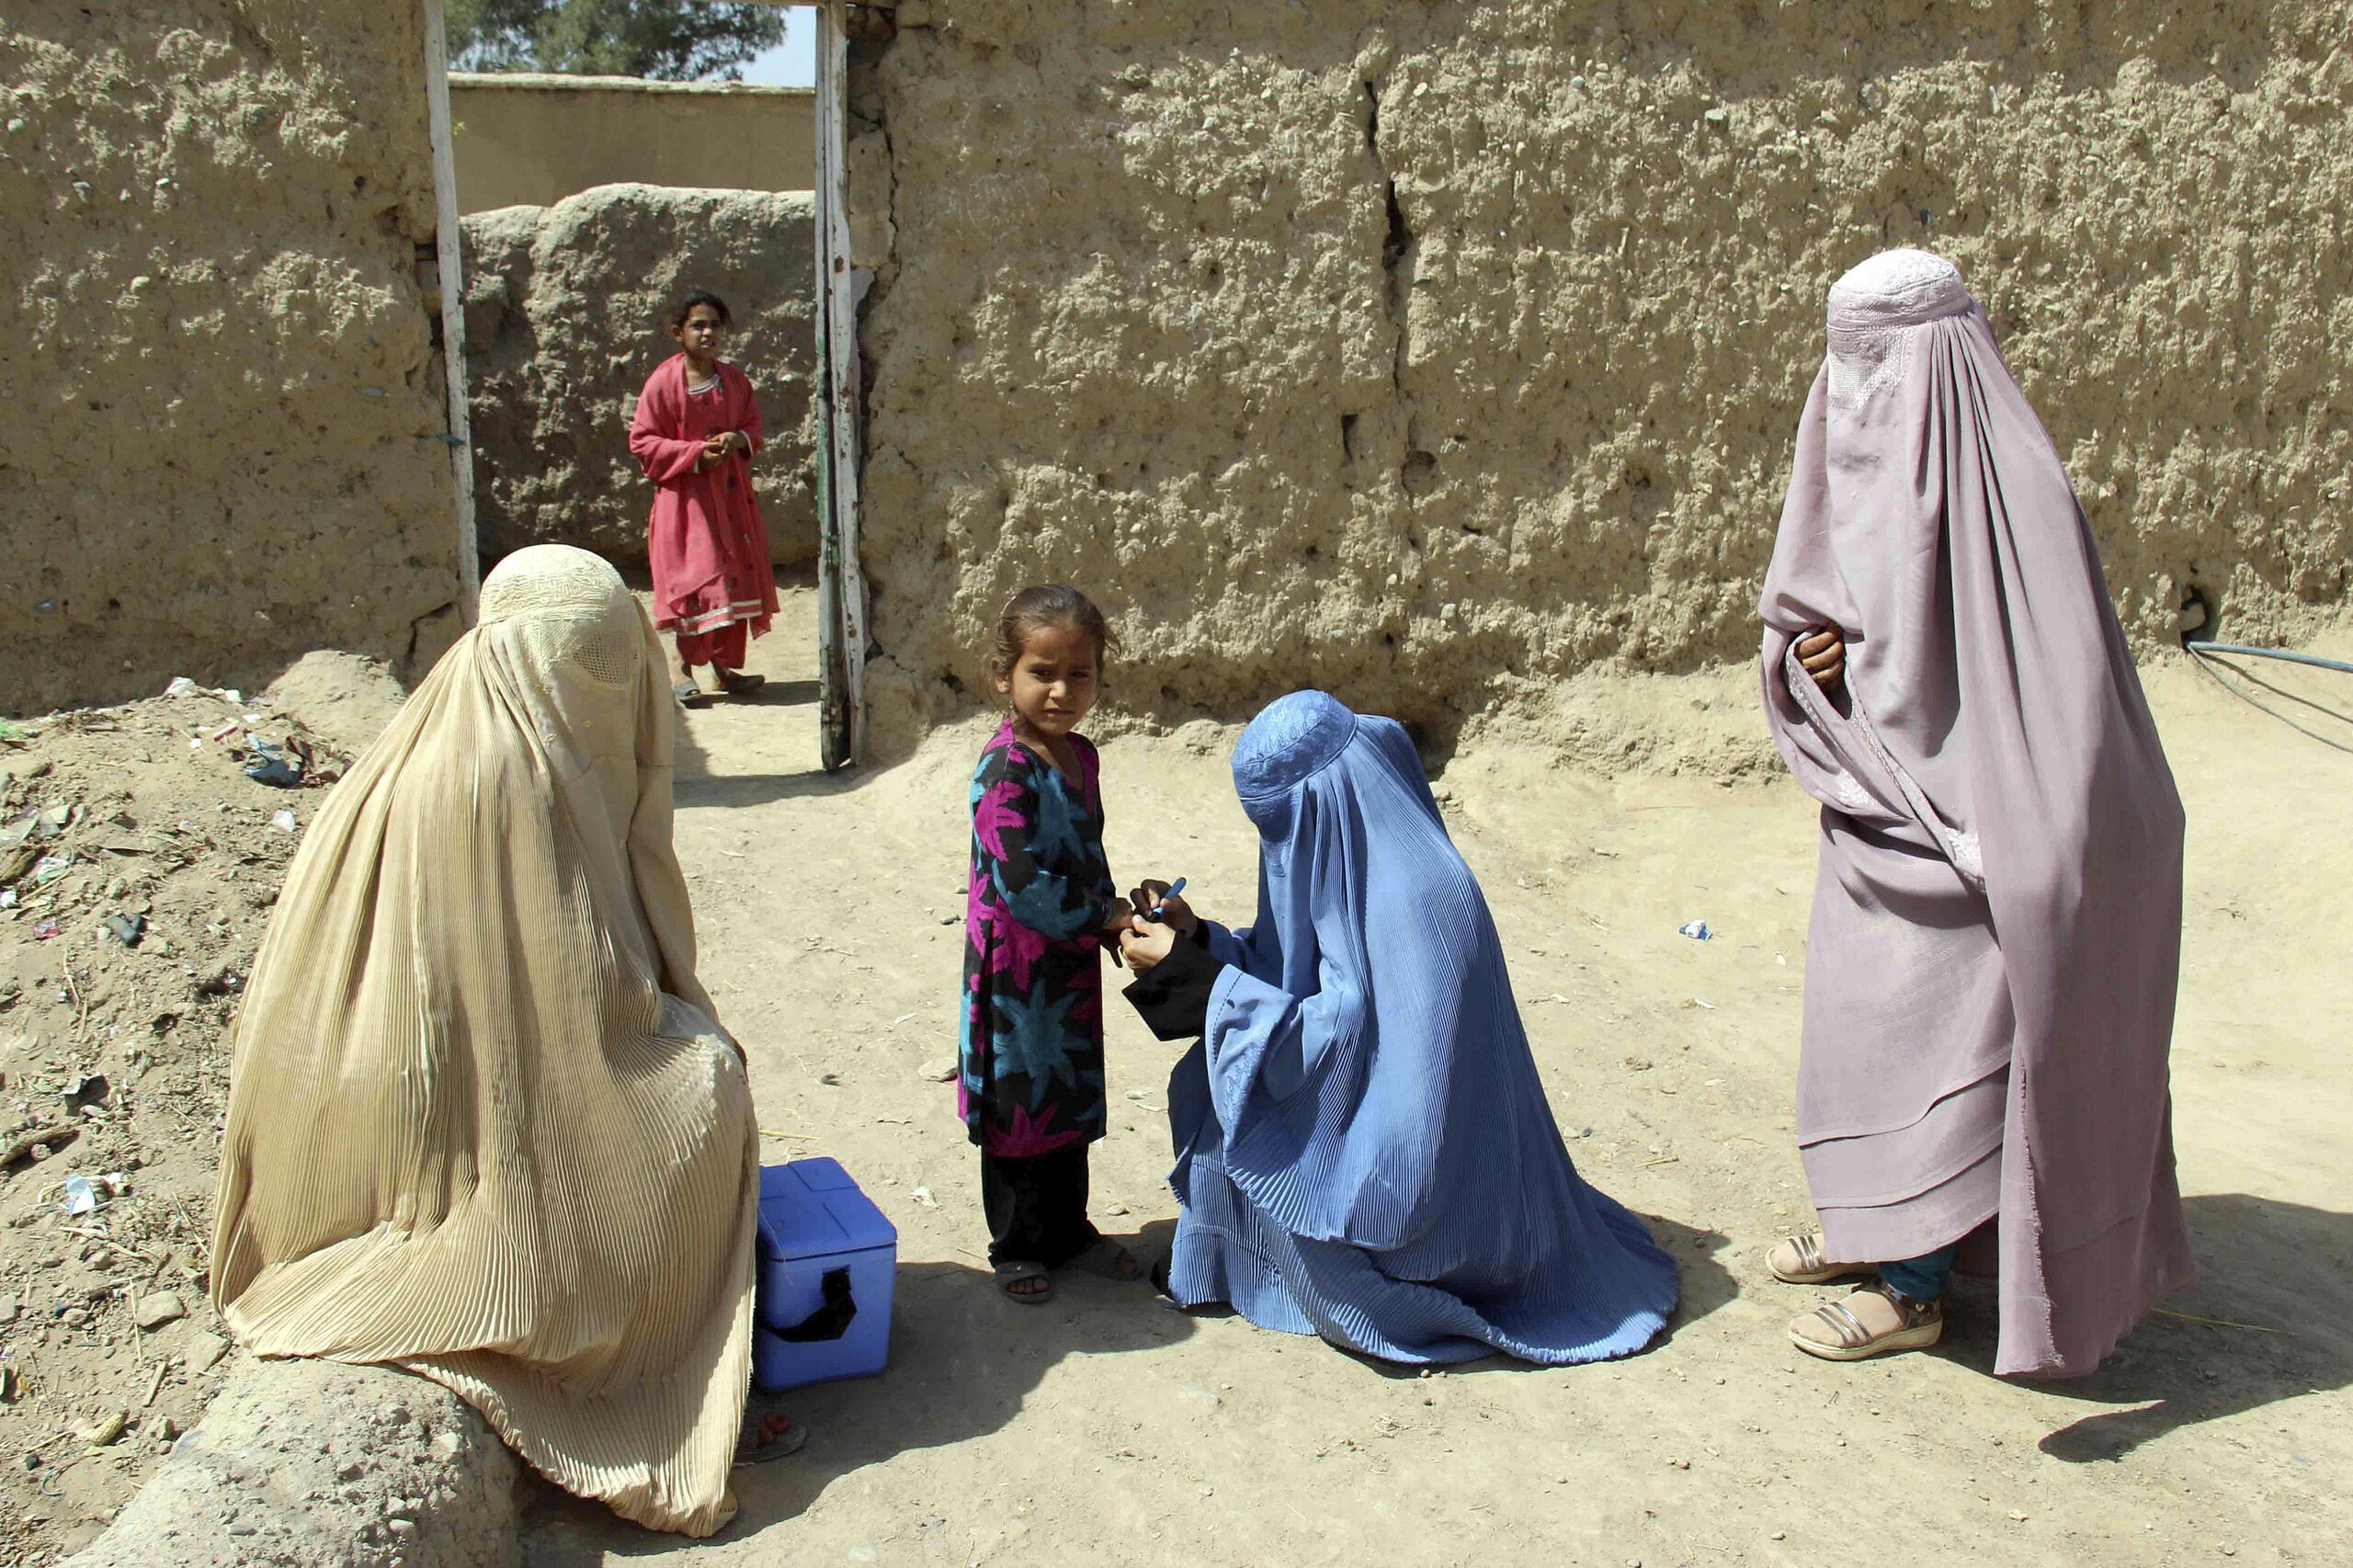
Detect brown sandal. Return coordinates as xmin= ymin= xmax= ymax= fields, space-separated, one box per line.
xmin=714 ymin=667 xmax=766 ymax=695
xmin=1768 ymin=1232 xmax=1870 ymax=1286
xmin=1790 ymin=1282 xmax=1943 ymax=1361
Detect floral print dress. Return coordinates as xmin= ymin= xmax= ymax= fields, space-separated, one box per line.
xmin=960 ymin=723 xmax=1117 ymax=1156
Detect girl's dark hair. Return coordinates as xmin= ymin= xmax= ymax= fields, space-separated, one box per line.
xmin=669 ymin=289 xmax=733 ymax=329
xmin=988 ymin=585 xmax=1115 ymax=690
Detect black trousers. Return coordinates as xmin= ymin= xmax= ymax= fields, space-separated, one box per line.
xmin=981 ymin=1144 xmax=1100 ymax=1267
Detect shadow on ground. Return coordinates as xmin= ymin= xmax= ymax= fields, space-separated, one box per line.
xmin=520 ymin=1232 xmax=1191 ymax=1562
xmin=673 ymin=767 xmax=874 ymax=810
xmin=1888 ymin=1192 xmax=2351 ymax=1459
xmin=2027 ymin=1194 xmax=2351 ymax=1464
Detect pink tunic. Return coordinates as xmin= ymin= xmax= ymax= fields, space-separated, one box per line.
xmin=629 ymin=354 xmax=779 ymax=642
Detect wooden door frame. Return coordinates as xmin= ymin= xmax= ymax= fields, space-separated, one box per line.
xmin=421 ymin=0 xmax=479 ymax=620
xmin=813 ymin=0 xmax=869 ymax=769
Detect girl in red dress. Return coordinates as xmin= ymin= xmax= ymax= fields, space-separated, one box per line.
xmin=629 ymin=290 xmax=779 ymax=707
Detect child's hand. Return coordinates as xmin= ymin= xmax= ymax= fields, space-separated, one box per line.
xmin=1120 ymin=920 xmax=1177 ymax=974
xmin=1100 ymin=899 xmax=1136 ymax=968
xmin=1129 ymin=881 xmax=1197 ymax=934
xmin=1796 ymin=628 xmax=1847 ymax=695
xmin=698 ymin=434 xmax=731 ymax=469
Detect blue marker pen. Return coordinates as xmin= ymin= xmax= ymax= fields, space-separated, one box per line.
xmin=1150 ymin=877 xmax=1187 ymax=922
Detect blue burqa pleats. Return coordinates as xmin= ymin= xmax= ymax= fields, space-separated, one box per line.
xmin=1164 ymin=690 xmax=1679 ymax=1365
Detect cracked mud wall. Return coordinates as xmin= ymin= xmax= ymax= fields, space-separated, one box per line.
xmin=849 ymin=1 xmax=2353 ymax=756
xmin=1 ymin=2 xmax=466 ymax=715
xmin=462 ymin=184 xmax=818 ymax=574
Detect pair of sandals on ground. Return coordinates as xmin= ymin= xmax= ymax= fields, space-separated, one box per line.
xmin=675 ymin=666 xmax=765 ymax=708
xmin=995 ymin=1236 xmax=1147 ymax=1304
xmin=1768 ymin=1233 xmax=1945 ymax=1362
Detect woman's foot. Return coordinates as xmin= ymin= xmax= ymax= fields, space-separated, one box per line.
xmin=1789 ymin=1282 xmax=1943 ymax=1361
xmin=1768 ymin=1232 xmax=1871 ymax=1287
xmin=733 ymin=1408 xmax=808 ymax=1465
xmin=1064 ymin=1237 xmax=1146 ymax=1281
xmin=674 ymin=674 xmax=712 ymax=709
xmin=714 ymin=666 xmax=766 ymax=696
xmin=995 ymin=1260 xmax=1053 ymax=1304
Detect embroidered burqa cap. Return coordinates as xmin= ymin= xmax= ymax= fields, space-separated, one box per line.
xmin=1757 ymin=250 xmax=2192 ymax=1377
xmin=210 ymin=545 xmax=758 ymax=1534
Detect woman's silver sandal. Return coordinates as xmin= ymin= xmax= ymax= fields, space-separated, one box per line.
xmin=1790 ymin=1282 xmax=1943 ymax=1361
xmin=1767 ymin=1232 xmax=1870 ymax=1286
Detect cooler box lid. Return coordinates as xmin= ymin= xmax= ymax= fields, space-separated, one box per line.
xmin=757 ymin=1157 xmax=897 ymax=1262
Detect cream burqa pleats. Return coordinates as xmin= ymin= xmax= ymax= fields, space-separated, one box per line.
xmin=1758 ymin=250 xmax=2193 ymax=1378
xmin=210 ymin=546 xmax=757 ymax=1536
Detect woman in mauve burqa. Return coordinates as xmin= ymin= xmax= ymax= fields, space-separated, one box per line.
xmin=1758 ymin=249 xmax=2193 ymax=1373
xmin=210 ymin=547 xmax=761 ymax=1534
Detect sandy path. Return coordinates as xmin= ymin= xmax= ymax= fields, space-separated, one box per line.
xmin=525 ymin=589 xmax=2351 ymax=1566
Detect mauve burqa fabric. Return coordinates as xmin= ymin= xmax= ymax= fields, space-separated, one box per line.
xmin=1757 ymin=249 xmax=2194 ymax=1377
xmin=1162 ymin=691 xmax=1678 ymax=1365
xmin=210 ymin=547 xmax=758 ymax=1533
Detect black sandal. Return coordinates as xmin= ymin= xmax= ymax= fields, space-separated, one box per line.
xmin=715 ymin=668 xmax=766 ymax=696
xmin=1065 ymin=1237 xmax=1146 ymax=1281
xmin=995 ymin=1260 xmax=1053 ymax=1304
xmin=733 ymin=1409 xmax=809 ymax=1465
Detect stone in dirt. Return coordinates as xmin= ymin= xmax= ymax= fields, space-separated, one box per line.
xmin=133 ymin=1292 xmax=186 ymax=1332
xmin=68 ymin=1358 xmax=520 ymax=1568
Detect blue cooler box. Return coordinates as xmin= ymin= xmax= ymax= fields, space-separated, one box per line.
xmin=753 ymin=1158 xmax=897 ymax=1393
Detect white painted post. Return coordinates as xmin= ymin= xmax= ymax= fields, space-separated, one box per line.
xmin=421 ymin=0 xmax=479 ymax=620
xmin=814 ymin=0 xmax=868 ymax=765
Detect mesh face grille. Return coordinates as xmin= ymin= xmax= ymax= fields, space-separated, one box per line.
xmin=1824 ymin=329 xmax=1913 ymax=411
xmin=554 ymin=613 xmax=643 ymax=687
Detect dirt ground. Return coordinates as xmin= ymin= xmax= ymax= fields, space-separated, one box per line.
xmin=523 ymin=590 xmax=2353 ymax=1566
xmin=4 ymin=587 xmax=2347 ymax=1566
xmin=0 ymin=653 xmax=410 ymax=1564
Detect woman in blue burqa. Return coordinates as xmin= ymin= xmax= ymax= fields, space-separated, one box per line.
xmin=1119 ymin=690 xmax=1678 ymax=1365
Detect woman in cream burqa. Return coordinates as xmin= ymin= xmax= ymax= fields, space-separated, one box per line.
xmin=1120 ymin=691 xmax=1677 ymax=1366
xmin=1758 ymin=249 xmax=2193 ymax=1373
xmin=210 ymin=546 xmax=763 ymax=1534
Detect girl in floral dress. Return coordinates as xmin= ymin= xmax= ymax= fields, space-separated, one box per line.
xmin=960 ymin=586 xmax=1145 ymax=1303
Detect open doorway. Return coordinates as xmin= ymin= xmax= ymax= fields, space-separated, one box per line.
xmin=422 ymin=1 xmax=866 ymax=770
